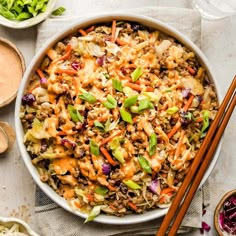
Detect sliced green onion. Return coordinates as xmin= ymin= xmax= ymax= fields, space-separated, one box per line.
xmin=95 ymin=186 xmax=108 ymax=196
xmin=89 ymin=140 xmax=100 ymax=156
xmin=149 ymin=133 xmax=157 ymax=156
xmin=131 ymin=67 xmax=143 ymax=82
xmin=119 ymin=108 xmax=133 ymax=124
xmin=67 ymin=105 xmax=84 ymax=123
xmin=79 ymin=92 xmax=96 ymax=104
xmin=112 ymin=148 xmax=125 ymax=164
xmin=112 ymin=78 xmax=123 ymax=92
xmin=166 ymin=106 xmax=179 ymax=115
xmin=123 ymin=180 xmax=141 ymax=190
xmin=138 ymin=98 xmax=154 ymax=112
xmin=165 ymin=89 xmax=172 ymax=92
xmin=104 ymin=119 xmax=119 ymax=132
xmin=94 ymin=121 xmax=105 ymax=132
xmin=102 ymin=95 xmax=117 ymax=109
xmin=200 ymin=110 xmax=210 ymax=138
xmin=130 ymin=106 xmax=139 ymax=113
xmin=124 ymin=95 xmax=138 ymax=108
xmin=110 ymin=137 xmax=121 ymax=150
xmin=103 ymin=73 xmax=110 ymax=79
xmin=84 ymin=205 xmax=102 ymax=223
xmin=51 ymin=7 xmax=66 ymax=16
xmin=138 ymin=155 xmax=152 ymax=174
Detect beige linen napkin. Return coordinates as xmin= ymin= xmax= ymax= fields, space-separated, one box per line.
xmin=34 ymin=7 xmax=210 ymax=236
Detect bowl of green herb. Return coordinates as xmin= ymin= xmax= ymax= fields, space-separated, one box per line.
xmin=0 ymin=0 xmax=65 ymax=29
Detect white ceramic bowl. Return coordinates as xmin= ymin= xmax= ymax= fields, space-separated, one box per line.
xmin=15 ymin=14 xmax=222 ymax=225
xmin=0 ymin=0 xmax=56 ymax=29
xmin=0 ymin=217 xmax=39 ymax=236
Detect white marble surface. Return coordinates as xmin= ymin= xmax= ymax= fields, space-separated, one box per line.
xmin=0 ymin=0 xmax=235 ymax=235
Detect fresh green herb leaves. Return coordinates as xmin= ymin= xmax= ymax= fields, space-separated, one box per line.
xmin=124 ymin=95 xmax=138 ymax=108
xmin=138 ymin=155 xmax=152 ymax=174
xmin=89 ymin=140 xmax=100 ymax=156
xmin=131 ymin=67 xmax=142 ymax=82
xmin=51 ymin=7 xmax=66 ymax=16
xmin=95 ymin=186 xmax=108 ymax=195
xmin=67 ymin=105 xmax=84 ymax=123
xmin=138 ymin=98 xmax=154 ymax=112
xmin=102 ymin=95 xmax=117 ymax=109
xmin=149 ymin=133 xmax=157 ymax=156
xmin=119 ymin=108 xmax=133 ymax=124
xmin=123 ymin=180 xmax=141 ymax=190
xmin=166 ymin=106 xmax=179 ymax=115
xmin=84 ymin=205 xmax=102 ymax=223
xmin=112 ymin=79 xmax=123 ymax=92
xmin=0 ymin=0 xmax=51 ymax=21
xmin=79 ymin=92 xmax=96 ymax=104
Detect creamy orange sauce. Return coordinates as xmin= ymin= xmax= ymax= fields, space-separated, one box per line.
xmin=52 ymin=157 xmax=78 ymax=175
xmin=0 ymin=42 xmax=23 ymax=104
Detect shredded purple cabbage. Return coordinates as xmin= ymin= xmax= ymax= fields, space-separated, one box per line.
xmin=22 ymin=93 xmax=36 ymax=105
xmin=182 ymin=88 xmax=191 ymax=98
xmin=61 ymin=139 xmax=76 ymax=149
xmin=219 ymin=195 xmax=236 ymax=235
xmin=96 ymin=56 xmax=105 ymax=66
xmin=149 ymin=179 xmax=160 ymax=195
xmin=102 ymin=163 xmax=112 ymax=175
xmin=71 ymin=61 xmax=80 ymax=70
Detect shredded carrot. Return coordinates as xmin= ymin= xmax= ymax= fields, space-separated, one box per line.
xmin=47 ymin=48 xmax=57 ymax=60
xmin=55 ymin=68 xmax=77 ymax=75
xmin=116 ymin=37 xmax=126 ymax=46
xmin=111 ymin=19 xmax=116 ymax=43
xmin=85 ymin=25 xmax=94 ymax=33
xmin=132 ymin=116 xmax=139 ymax=123
xmin=167 ymin=120 xmax=182 ymax=139
xmin=109 ymin=204 xmax=117 ymax=211
xmin=107 ymin=184 xmax=116 ymax=191
xmin=72 ymin=77 xmax=79 ymax=95
xmin=36 ymin=69 xmax=45 ymax=79
xmin=174 ymin=130 xmax=185 ymax=159
xmin=145 ymin=87 xmax=154 ymax=92
xmin=195 ymin=117 xmax=204 ymax=123
xmin=78 ymin=28 xmax=87 ymax=36
xmin=158 ymin=192 xmax=174 ymax=204
xmin=126 ymin=82 xmax=142 ymax=91
xmin=183 ymin=94 xmax=195 ymax=112
xmin=51 ymin=44 xmax=72 ymax=65
xmin=161 ymin=173 xmax=167 ymax=178
xmin=86 ymin=194 xmax=94 ymax=202
xmin=74 ymin=201 xmax=81 ymax=208
xmin=187 ymin=66 xmax=196 ymax=75
xmin=100 ymin=131 xmax=122 ymax=146
xmin=100 ymin=147 xmax=116 ymax=166
xmin=160 ymin=187 xmax=176 ymax=195
xmin=128 ymin=202 xmax=138 ymax=211
xmin=136 ymin=80 xmax=151 ymax=85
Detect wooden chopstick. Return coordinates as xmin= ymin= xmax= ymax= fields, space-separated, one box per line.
xmin=157 ymin=76 xmax=236 ymax=236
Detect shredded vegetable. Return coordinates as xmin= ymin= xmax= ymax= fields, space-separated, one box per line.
xmin=20 ymin=20 xmax=218 ymax=222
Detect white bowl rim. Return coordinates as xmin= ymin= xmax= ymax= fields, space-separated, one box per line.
xmin=0 ymin=216 xmax=39 ymax=236
xmin=0 ymin=0 xmax=56 ymax=29
xmin=15 ymin=13 xmax=222 ymax=225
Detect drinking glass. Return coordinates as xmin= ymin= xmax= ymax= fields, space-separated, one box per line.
xmin=192 ymin=0 xmax=236 ymax=20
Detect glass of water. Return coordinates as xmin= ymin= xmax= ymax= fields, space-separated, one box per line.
xmin=192 ymin=0 xmax=236 ymax=20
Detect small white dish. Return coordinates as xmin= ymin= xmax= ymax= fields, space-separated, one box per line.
xmin=0 ymin=0 xmax=56 ymax=29
xmin=0 ymin=217 xmax=39 ymax=236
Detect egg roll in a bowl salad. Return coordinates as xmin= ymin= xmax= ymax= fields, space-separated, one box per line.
xmin=20 ymin=20 xmax=219 ymax=222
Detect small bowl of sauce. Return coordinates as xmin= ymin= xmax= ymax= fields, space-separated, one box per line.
xmin=214 ymin=189 xmax=236 ymax=235
xmin=0 ymin=38 xmax=25 ymax=108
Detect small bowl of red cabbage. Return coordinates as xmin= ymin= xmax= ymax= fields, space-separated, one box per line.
xmin=214 ymin=190 xmax=236 ymax=235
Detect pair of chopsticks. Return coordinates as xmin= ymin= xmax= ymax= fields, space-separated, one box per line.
xmin=157 ymin=76 xmax=236 ymax=236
